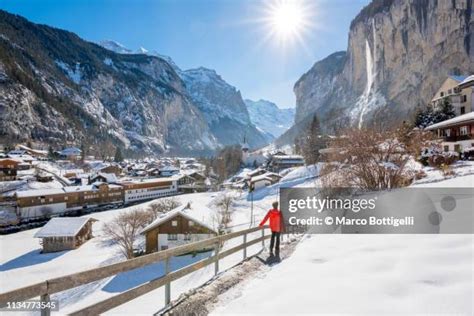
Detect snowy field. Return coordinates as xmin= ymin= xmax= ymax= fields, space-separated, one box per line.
xmin=211 ymin=174 xmax=474 ymax=315
xmin=0 ymin=164 xmax=309 ymax=315
xmin=1 ymin=163 xmax=473 ymax=315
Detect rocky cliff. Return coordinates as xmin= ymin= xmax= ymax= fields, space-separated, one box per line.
xmin=290 ymin=0 xmax=473 ymax=138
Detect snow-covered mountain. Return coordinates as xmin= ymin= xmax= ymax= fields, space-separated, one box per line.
xmin=181 ymin=68 xmax=269 ymax=148
xmin=244 ymin=99 xmax=295 ymax=139
xmin=0 ymin=11 xmax=269 ymax=155
xmin=98 ymin=40 xmax=268 ymax=148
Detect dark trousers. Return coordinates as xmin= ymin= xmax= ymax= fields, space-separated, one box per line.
xmin=270 ymin=231 xmax=280 ymax=254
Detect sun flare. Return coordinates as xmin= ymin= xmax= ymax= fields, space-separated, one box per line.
xmin=260 ymin=0 xmax=315 ymax=48
xmin=269 ymin=1 xmax=305 ymax=38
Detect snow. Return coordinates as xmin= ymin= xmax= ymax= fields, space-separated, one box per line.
xmin=2 ymin=162 xmax=473 ymax=315
xmin=34 ymin=217 xmax=93 ymax=238
xmin=141 ymin=205 xmax=216 ymax=234
xmin=211 ymin=173 xmax=474 ymax=315
xmin=55 ymin=61 xmax=82 ymax=84
xmin=244 ymin=99 xmax=295 ymax=138
xmin=425 ymin=111 xmax=474 ymax=130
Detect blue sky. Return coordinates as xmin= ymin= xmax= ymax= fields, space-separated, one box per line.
xmin=0 ymin=0 xmax=369 ymax=108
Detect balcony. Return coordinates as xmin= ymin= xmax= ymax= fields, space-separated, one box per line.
xmin=444 ymin=134 xmax=473 ymax=142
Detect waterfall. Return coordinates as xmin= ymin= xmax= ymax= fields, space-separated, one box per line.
xmin=351 ymin=19 xmax=384 ymax=129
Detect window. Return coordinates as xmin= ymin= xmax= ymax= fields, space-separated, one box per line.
xmin=460 ymin=126 xmax=469 ymax=136
xmin=448 ymin=89 xmax=452 ymax=94
xmin=444 ymin=145 xmax=449 ymax=152
xmin=440 ymin=92 xmax=444 ymax=97
xmin=462 ymin=95 xmax=467 ymax=103
xmin=188 ymin=220 xmax=194 ymax=226
xmin=168 ymin=234 xmax=178 ymax=240
xmin=184 ymin=234 xmax=191 ymax=241
xmin=171 ymin=220 xmax=178 ymax=227
xmin=461 ymin=106 xmax=466 ymax=115
xmin=444 ymin=129 xmax=451 ymax=137
xmin=454 ymin=144 xmax=461 ymax=152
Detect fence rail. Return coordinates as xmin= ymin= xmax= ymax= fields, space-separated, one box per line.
xmin=0 ymin=225 xmax=269 ymax=315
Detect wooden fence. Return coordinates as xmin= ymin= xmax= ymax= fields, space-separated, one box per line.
xmin=0 ymin=226 xmax=269 ymax=315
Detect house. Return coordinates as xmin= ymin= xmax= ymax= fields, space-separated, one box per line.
xmin=141 ymin=205 xmax=217 ymax=253
xmin=249 ymin=172 xmax=282 ymax=190
xmin=89 ymin=172 xmax=118 ymax=184
xmin=178 ymin=172 xmax=211 ymax=193
xmin=58 ymin=147 xmax=82 ymax=160
xmin=146 ymin=168 xmax=160 ymax=177
xmin=0 ymin=158 xmax=20 ymax=181
xmin=430 ymin=75 xmax=474 ymax=116
xmin=268 ymin=154 xmax=305 ymax=172
xmin=425 ymin=111 xmax=474 ymax=154
xmin=36 ymin=173 xmax=53 ymax=183
xmin=34 ymin=217 xmax=97 ymax=253
xmin=120 ymin=177 xmax=178 ymax=203
xmin=159 ymin=166 xmax=180 ymax=177
xmin=99 ymin=165 xmax=123 ymax=177
xmin=246 ymin=168 xmax=268 ymax=179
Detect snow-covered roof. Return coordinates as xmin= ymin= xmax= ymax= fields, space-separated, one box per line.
xmin=92 ymin=172 xmax=118 ymax=183
xmin=425 ymin=112 xmax=474 ymax=130
xmin=16 ymin=188 xmax=65 ymax=198
xmin=59 ymin=147 xmax=81 ymax=156
xmin=34 ymin=217 xmax=95 ymax=238
xmin=250 ymin=175 xmax=273 ymax=183
xmin=141 ymin=206 xmax=216 ymax=234
xmin=458 ymin=75 xmax=474 ymax=87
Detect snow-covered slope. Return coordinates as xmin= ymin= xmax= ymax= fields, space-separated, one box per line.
xmin=245 ymin=99 xmax=295 ymax=139
xmin=211 ymin=174 xmax=474 ymax=315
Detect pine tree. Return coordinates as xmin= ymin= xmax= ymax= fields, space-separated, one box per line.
xmin=114 ymin=147 xmax=123 ymax=162
xmin=302 ymin=115 xmax=325 ymax=164
xmin=48 ymin=145 xmax=55 ymax=160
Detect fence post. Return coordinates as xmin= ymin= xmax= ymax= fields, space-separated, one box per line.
xmin=243 ymin=233 xmax=247 ymax=260
xmin=40 ymin=293 xmax=51 ymax=316
xmin=214 ymin=242 xmax=220 ymax=276
xmin=164 ymin=257 xmax=171 ymax=306
xmin=261 ymin=227 xmax=265 ymax=249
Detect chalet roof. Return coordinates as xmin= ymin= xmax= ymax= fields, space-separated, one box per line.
xmin=34 ymin=217 xmax=96 ymax=238
xmin=141 ymin=206 xmax=216 ymax=235
xmin=92 ymin=172 xmax=118 ymax=183
xmin=459 ymin=75 xmax=474 ymax=88
xmin=425 ymin=112 xmax=474 ymax=130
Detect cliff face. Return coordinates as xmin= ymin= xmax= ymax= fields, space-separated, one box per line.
xmin=291 ymin=0 xmax=473 ymax=136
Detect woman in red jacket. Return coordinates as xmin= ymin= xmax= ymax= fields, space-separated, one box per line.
xmin=259 ymin=201 xmax=282 ymax=257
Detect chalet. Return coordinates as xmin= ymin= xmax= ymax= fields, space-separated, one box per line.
xmin=0 ymin=158 xmax=20 ymax=181
xmin=159 ymin=166 xmax=180 ymax=177
xmin=141 ymin=206 xmax=217 ymax=253
xmin=99 ymin=165 xmax=123 ymax=176
xmin=146 ymin=168 xmax=160 ymax=177
xmin=36 ymin=173 xmax=53 ymax=183
xmin=58 ymin=147 xmax=82 ymax=160
xmin=246 ymin=168 xmax=267 ymax=179
xmin=431 ymin=75 xmax=474 ymax=116
xmin=89 ymin=172 xmax=118 ymax=184
xmin=34 ymin=217 xmax=97 ymax=253
xmin=268 ymin=154 xmax=305 ymax=172
xmin=178 ymin=172 xmax=211 ymax=193
xmin=250 ymin=172 xmax=282 ymax=190
xmin=425 ymin=111 xmax=474 ymax=154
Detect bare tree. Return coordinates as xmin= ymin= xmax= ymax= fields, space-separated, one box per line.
xmin=321 ymin=127 xmax=414 ymax=191
xmin=103 ymin=209 xmax=149 ymax=259
xmin=145 ymin=198 xmax=181 ymax=223
xmin=213 ymin=193 xmax=235 ymax=233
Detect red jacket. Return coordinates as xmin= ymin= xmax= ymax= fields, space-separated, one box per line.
xmin=259 ymin=209 xmax=282 ymax=232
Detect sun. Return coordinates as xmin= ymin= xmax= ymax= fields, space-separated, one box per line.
xmin=269 ymin=1 xmax=305 ymax=39
xmin=259 ymin=0 xmax=315 ymax=48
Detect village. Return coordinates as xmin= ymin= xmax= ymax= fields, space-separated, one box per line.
xmin=0 ymin=73 xmax=473 ymax=315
